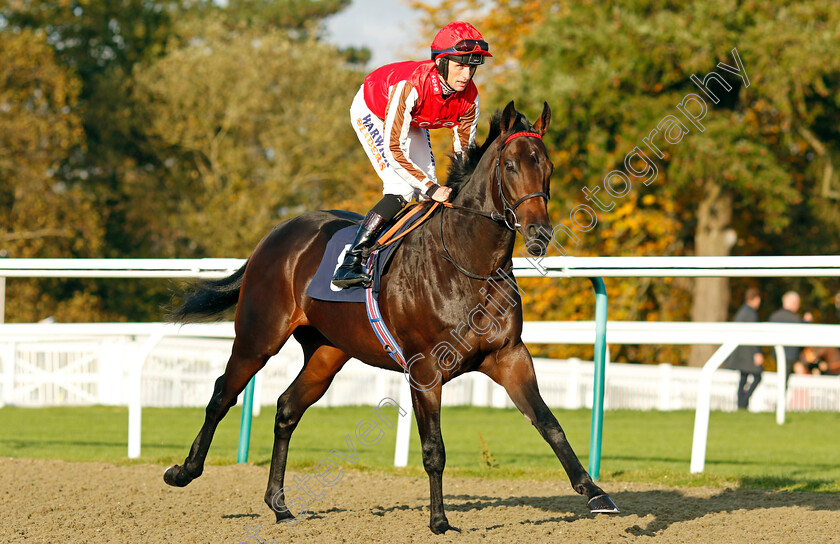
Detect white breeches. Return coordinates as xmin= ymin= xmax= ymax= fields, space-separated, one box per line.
xmin=350 ymin=86 xmax=436 ymax=201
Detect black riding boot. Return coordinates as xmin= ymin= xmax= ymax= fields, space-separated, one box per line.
xmin=332 ymin=194 xmax=406 ymax=289
xmin=331 ymin=210 xmax=388 ymax=289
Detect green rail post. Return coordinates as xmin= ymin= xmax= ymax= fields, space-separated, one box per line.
xmin=237 ymin=376 xmax=256 ymax=463
xmin=588 ymin=277 xmax=608 ymax=480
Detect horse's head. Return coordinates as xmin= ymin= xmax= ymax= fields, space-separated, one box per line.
xmin=494 ymin=101 xmax=554 ymax=256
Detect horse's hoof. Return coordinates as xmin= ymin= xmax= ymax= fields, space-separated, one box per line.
xmin=163 ymin=465 xmax=193 ymax=487
xmin=588 ymin=494 xmax=620 ymax=514
xmin=430 ymin=518 xmax=460 ymax=534
xmin=269 ymin=504 xmax=303 ymax=523
xmin=273 ymin=509 xmax=296 ymax=524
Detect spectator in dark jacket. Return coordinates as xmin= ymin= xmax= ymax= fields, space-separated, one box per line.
xmin=769 ymin=291 xmax=805 ymax=379
xmin=726 ymin=288 xmax=764 ymax=409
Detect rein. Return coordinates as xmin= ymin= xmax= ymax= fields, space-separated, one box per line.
xmin=439 ymin=201 xmax=504 ymax=222
xmin=439 ymin=130 xmax=548 ymax=281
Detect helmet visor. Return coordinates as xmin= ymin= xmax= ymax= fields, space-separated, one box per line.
xmin=447 ymin=53 xmax=485 ymax=65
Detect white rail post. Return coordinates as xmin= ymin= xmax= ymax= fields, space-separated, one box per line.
xmin=774 ymin=345 xmax=787 ymax=425
xmin=128 ymin=327 xmax=168 ymax=459
xmin=97 ymin=338 xmax=123 ymax=405
xmin=393 ymin=375 xmax=413 ymax=467
xmin=690 ymin=342 xmax=738 ymax=473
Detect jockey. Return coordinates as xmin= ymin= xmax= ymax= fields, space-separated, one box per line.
xmin=332 ymin=21 xmax=492 ymax=289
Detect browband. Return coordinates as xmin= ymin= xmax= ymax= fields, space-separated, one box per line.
xmin=504 ymin=131 xmax=542 ymax=145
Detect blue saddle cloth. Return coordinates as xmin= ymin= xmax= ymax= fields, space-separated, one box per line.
xmin=305 ymin=205 xmax=432 ymax=303
xmin=305 ymin=226 xmax=389 ymax=302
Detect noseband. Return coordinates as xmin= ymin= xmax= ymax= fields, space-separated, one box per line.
xmin=493 ymin=131 xmax=550 ymax=230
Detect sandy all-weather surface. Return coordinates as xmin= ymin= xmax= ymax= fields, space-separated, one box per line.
xmin=2 ymin=458 xmax=838 ymax=543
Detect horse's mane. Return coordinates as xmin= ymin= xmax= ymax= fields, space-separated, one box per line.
xmin=445 ymin=109 xmax=530 ymax=197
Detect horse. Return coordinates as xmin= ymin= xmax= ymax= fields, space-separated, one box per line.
xmin=162 ymin=101 xmax=619 ymax=533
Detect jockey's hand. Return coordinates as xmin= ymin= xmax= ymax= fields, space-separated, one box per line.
xmin=430 ymin=186 xmax=453 ymax=202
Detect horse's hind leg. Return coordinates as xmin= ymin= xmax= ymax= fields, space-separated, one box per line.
xmin=484 ymin=343 xmax=619 ymax=513
xmin=163 ymin=334 xmax=287 ymax=487
xmin=264 ymin=328 xmax=349 ymax=523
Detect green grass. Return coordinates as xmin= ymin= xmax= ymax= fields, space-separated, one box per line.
xmin=0 ymin=405 xmax=838 ymax=492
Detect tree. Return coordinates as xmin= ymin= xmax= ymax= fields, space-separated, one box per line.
xmin=0 ymin=29 xmax=88 ymax=253
xmin=131 ymin=16 xmax=366 ymax=256
xmin=413 ymin=0 xmax=840 ymax=365
xmin=222 ymin=0 xmax=351 ymax=34
xmin=1 ymin=0 xmax=370 ymax=321
xmin=1 ymin=1 xmax=189 ymax=322
xmin=0 ymin=28 xmax=114 ymax=321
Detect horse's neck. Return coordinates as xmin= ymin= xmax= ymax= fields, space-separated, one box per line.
xmin=444 ymin=153 xmax=516 ymax=272
xmin=451 ymin=146 xmax=499 ymax=214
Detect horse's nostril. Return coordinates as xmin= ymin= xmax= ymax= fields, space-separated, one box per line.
xmin=527 ymin=224 xmax=539 ymax=238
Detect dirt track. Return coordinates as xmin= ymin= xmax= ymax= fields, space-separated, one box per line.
xmin=2 ymin=458 xmax=838 ymax=543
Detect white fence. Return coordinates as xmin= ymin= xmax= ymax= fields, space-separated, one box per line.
xmin=3 ymin=256 xmax=840 ymax=472
xmin=2 ymin=324 xmax=837 ymax=412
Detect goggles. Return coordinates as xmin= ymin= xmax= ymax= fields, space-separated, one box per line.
xmin=453 ymin=39 xmax=489 ymax=53
xmin=432 ymin=39 xmax=491 ymax=61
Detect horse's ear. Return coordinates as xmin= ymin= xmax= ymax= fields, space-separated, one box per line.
xmin=533 ymin=101 xmax=551 ymax=136
xmin=501 ymin=100 xmax=517 ymax=132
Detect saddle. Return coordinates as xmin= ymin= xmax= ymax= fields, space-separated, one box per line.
xmin=305 ymin=201 xmax=441 ymax=303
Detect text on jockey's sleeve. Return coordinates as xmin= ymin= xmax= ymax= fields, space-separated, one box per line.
xmin=357 ymin=115 xmax=390 ymax=170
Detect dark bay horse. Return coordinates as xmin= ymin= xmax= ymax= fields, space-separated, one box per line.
xmin=163 ymin=101 xmax=618 ymax=533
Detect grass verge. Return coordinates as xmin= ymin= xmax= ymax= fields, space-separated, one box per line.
xmin=0 ymin=405 xmax=837 ymax=492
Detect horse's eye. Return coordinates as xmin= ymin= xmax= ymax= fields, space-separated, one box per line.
xmin=505 ymin=160 xmax=515 ymax=172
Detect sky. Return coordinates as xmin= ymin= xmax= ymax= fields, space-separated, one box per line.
xmin=323 ymin=0 xmax=434 ymax=67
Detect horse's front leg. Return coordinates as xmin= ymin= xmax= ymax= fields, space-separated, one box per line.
xmin=410 ymin=380 xmax=458 ymax=534
xmin=483 ymin=343 xmax=619 ymax=514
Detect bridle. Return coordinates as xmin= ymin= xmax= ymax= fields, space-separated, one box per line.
xmin=440 ymin=130 xmax=550 ymax=281
xmin=493 ymin=131 xmax=550 ymax=230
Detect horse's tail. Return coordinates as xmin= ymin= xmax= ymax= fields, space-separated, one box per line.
xmin=167 ymin=260 xmax=248 ymax=323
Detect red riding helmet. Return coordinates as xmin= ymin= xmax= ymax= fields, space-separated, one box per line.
xmin=430 ymin=21 xmax=492 ymax=66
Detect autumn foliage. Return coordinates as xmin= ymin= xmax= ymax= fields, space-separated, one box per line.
xmin=2 ymin=1 xmax=839 ymax=366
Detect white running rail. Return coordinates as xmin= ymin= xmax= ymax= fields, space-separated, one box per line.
xmin=1 ymin=320 xmax=838 ymax=471
xmin=2 ymin=256 xmax=839 ymax=473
